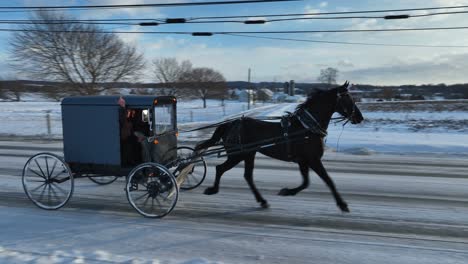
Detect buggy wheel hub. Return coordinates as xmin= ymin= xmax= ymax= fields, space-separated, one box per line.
xmin=147 ymin=181 xmax=161 ymax=198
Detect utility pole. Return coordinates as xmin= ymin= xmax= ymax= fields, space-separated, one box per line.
xmin=247 ymin=68 xmax=251 ymax=110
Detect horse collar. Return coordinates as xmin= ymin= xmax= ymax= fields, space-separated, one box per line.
xmin=295 ymin=109 xmax=328 ymax=138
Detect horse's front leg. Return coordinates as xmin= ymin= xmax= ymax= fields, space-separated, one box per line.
xmin=310 ymin=159 xmax=349 ymax=212
xmin=243 ymin=154 xmax=269 ymax=208
xmin=278 ymin=161 xmax=309 ymax=196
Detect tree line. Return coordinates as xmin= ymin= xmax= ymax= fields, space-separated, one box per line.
xmin=3 ymin=11 xmax=227 ymax=108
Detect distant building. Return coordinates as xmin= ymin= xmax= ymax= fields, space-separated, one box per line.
xmin=257 ymin=88 xmax=273 ymax=101
xmin=237 ymin=89 xmax=255 ymax=103
xmin=349 ymin=89 xmax=364 ymax=102
xmin=289 ymin=80 xmax=295 ymax=96
xmin=272 ymin=92 xmax=305 ymax=103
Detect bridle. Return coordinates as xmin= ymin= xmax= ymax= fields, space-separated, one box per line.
xmin=334 ymin=90 xmax=357 ymax=125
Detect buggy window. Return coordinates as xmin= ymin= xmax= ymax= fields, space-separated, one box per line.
xmin=154 ymin=104 xmax=175 ymax=134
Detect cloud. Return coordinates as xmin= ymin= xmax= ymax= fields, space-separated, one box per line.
xmin=77 ymin=0 xmax=176 ymax=20
xmin=344 ymin=52 xmax=468 ymax=85
xmin=319 ymin=2 xmax=328 ymax=8
xmin=338 ymin=59 xmax=355 ymax=68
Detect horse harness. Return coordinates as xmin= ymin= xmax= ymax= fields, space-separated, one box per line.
xmin=280 ymin=108 xmax=328 ymax=159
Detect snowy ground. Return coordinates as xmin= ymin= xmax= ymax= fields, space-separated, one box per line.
xmin=0 ymin=96 xmax=467 ymax=263
xmin=0 ymin=145 xmax=468 ymax=263
xmin=0 ymin=98 xmax=467 ymax=156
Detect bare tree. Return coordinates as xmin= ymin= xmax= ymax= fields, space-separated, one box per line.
xmin=0 ymin=77 xmax=7 ymax=100
xmin=318 ymin=67 xmax=339 ymax=87
xmin=152 ymin=57 xmax=192 ymax=96
xmin=8 ymin=80 xmax=25 ymax=102
xmin=43 ymin=84 xmax=70 ymax=101
xmin=381 ymin=87 xmax=395 ymax=101
xmin=0 ymin=77 xmax=25 ymax=101
xmin=9 ymin=11 xmax=145 ymax=96
xmin=180 ymin=67 xmax=227 ymax=108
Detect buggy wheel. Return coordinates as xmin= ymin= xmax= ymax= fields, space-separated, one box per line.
xmin=126 ymin=163 xmax=178 ymax=218
xmin=88 ymin=175 xmax=118 ymax=185
xmin=22 ymin=153 xmax=73 ymax=210
xmin=165 ymin=146 xmax=207 ymax=190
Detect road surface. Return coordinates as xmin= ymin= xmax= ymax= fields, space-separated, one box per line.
xmin=0 ymin=141 xmax=467 ymax=263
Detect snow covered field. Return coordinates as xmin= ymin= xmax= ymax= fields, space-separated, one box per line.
xmin=0 ymin=98 xmax=467 ymax=156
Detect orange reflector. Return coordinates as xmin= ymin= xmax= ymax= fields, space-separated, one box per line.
xmin=172 ymin=98 xmax=177 ymax=102
xmin=153 ymin=139 xmax=159 ymax=144
xmin=154 ymin=99 xmax=158 ymax=105
xmin=175 ymin=132 xmax=179 ymax=137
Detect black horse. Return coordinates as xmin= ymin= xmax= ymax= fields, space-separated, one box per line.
xmin=195 ymin=81 xmax=364 ymax=212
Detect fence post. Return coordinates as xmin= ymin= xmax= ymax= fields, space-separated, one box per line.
xmin=223 ymin=105 xmax=226 ymax=116
xmin=190 ymin=111 xmax=193 ymax=122
xmin=46 ymin=110 xmax=52 ymax=139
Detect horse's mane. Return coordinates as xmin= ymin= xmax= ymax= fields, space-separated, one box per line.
xmin=295 ymin=89 xmax=329 ymax=111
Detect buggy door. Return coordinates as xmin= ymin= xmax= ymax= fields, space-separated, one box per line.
xmin=151 ymin=101 xmax=177 ymax=164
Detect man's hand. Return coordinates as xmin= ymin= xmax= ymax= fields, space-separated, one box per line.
xmin=118 ymin=96 xmax=126 ymax=108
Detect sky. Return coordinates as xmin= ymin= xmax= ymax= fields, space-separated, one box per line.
xmin=1 ymin=0 xmax=468 ymax=85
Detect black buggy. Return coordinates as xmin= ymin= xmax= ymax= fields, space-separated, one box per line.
xmin=21 ymin=95 xmax=206 ymax=218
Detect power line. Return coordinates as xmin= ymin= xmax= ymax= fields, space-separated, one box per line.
xmin=0 ymin=0 xmax=299 ymax=12
xmin=2 ymin=9 xmax=468 ymax=27
xmin=3 ymin=25 xmax=468 ymax=34
xmin=224 ymin=33 xmax=468 ymax=48
xmin=187 ymin=4 xmax=468 ymax=20
xmin=268 ymin=10 xmax=468 ymax=22
xmin=0 ymin=21 xmax=137 ymax=26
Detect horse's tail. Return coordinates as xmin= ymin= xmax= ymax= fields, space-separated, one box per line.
xmin=195 ymin=122 xmax=230 ymax=152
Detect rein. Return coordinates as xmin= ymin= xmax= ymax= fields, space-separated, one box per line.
xmin=177 ymin=88 xmax=355 ymax=145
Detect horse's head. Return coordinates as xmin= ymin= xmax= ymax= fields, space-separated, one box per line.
xmin=335 ymin=81 xmax=364 ymax=124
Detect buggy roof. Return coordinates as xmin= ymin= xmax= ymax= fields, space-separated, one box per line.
xmin=61 ymin=95 xmax=176 ymax=107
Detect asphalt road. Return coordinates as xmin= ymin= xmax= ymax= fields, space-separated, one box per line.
xmin=0 ymin=141 xmax=467 ymax=263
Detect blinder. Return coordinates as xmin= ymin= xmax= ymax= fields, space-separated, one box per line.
xmin=336 ymin=90 xmax=357 ymax=124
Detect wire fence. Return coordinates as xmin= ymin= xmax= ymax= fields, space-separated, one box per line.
xmin=0 ymin=100 xmax=262 ymax=139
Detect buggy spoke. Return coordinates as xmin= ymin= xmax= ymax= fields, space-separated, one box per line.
xmin=134 ymin=192 xmax=149 ymax=202
xmin=51 ymin=168 xmax=67 ymax=180
xmin=28 ymin=168 xmax=47 ymax=180
xmin=158 ymin=192 xmax=170 ymax=202
xmin=154 ymin=196 xmax=162 ymax=207
xmin=142 ymin=195 xmax=151 ymax=207
xmin=49 ymin=160 xmax=58 ymax=178
xmin=45 ymin=156 xmax=50 ymax=178
xmin=37 ymin=184 xmax=48 ymax=201
xmin=186 ymin=176 xmax=192 ymax=184
xmin=34 ymin=159 xmax=47 ymax=179
xmin=190 ymin=174 xmax=200 ymax=183
xmin=49 ymin=186 xmax=61 ymax=202
xmin=29 ymin=179 xmax=46 ymax=183
xmin=30 ymin=182 xmax=46 ymax=193
xmin=47 ymin=185 xmax=51 ymax=205
xmin=51 ymin=183 xmax=68 ymax=196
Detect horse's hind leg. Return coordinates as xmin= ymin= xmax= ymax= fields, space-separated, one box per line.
xmin=278 ymin=161 xmax=309 ymax=196
xmin=310 ymin=159 xmax=349 ymax=213
xmin=204 ymin=156 xmax=242 ymax=195
xmin=243 ymin=153 xmax=269 ymax=208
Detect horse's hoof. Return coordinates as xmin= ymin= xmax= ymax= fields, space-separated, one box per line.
xmin=260 ymin=201 xmax=270 ymax=209
xmin=278 ymin=188 xmax=293 ymax=196
xmin=204 ymin=187 xmax=218 ymax=195
xmin=339 ymin=203 xmax=350 ymax=213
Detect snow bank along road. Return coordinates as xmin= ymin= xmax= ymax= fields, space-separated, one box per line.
xmin=0 ymin=141 xmax=468 ymax=263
